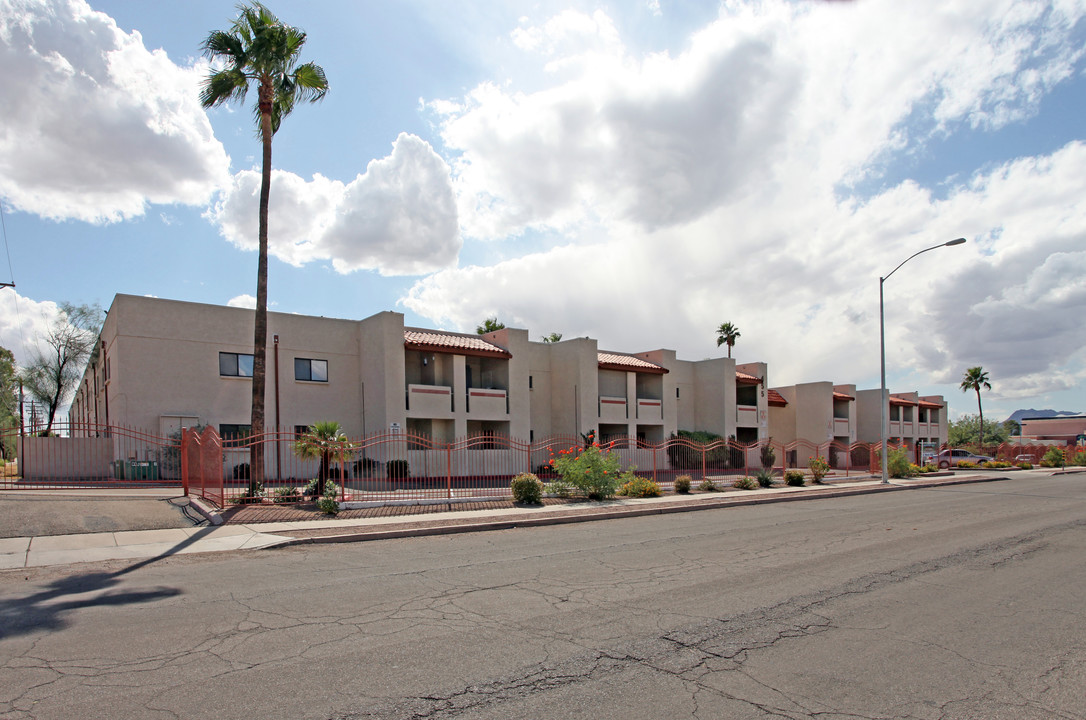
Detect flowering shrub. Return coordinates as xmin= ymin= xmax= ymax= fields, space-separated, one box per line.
xmin=732 ymin=476 xmax=758 ymax=490
xmin=808 ymin=456 xmax=831 ymax=483
xmin=956 ymin=460 xmax=977 ymax=469
xmin=918 ymin=463 xmax=939 ymax=474
xmin=549 ymin=443 xmax=622 ymax=500
xmin=982 ymin=460 xmax=1012 ymax=469
xmin=618 ymin=473 xmax=662 ymax=497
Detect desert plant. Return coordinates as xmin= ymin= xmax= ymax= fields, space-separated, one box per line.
xmin=760 ymin=442 xmax=776 ymax=470
xmin=808 ymin=456 xmax=831 ymax=483
xmin=618 ymin=473 xmax=662 ymax=498
xmin=674 ymin=475 xmax=692 ymax=493
xmin=885 ymin=448 xmax=919 ymax=478
xmin=545 ymin=478 xmax=575 ymax=498
xmin=732 ymin=476 xmax=758 ymax=490
xmin=784 ymin=470 xmax=805 ymax=486
xmin=550 ymin=443 xmax=622 ymax=500
xmin=273 ymin=485 xmax=302 ymax=503
xmin=294 ymin=421 xmax=353 ymax=498
xmin=698 ymin=478 xmax=720 ymax=492
xmin=511 ymin=472 xmax=544 ymax=504
xmin=387 ymin=459 xmax=410 ymax=479
xmin=755 ymin=468 xmax=775 ymax=488
xmin=1040 ymin=447 xmax=1065 ymax=468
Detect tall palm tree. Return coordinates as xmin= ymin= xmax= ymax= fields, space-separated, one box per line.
xmin=200 ymin=3 xmax=328 ymax=483
xmin=960 ymin=366 xmax=992 ymax=447
xmin=715 ymin=322 xmax=741 ymax=358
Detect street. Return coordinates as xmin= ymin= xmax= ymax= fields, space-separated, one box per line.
xmin=1 ymin=473 xmax=1084 ymax=719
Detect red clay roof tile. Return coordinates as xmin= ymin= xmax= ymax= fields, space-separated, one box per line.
xmin=404 ymin=329 xmax=511 ymax=358
xmin=597 ymin=352 xmax=668 ymax=374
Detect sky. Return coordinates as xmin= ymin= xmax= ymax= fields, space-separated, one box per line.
xmin=1 ymin=0 xmax=1084 ymax=425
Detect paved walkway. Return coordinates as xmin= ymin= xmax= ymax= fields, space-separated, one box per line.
xmin=0 ymin=469 xmax=1070 ymax=570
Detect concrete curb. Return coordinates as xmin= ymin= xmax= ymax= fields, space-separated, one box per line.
xmin=273 ymin=474 xmax=1010 ymax=548
xmin=188 ymin=496 xmax=224 ymax=525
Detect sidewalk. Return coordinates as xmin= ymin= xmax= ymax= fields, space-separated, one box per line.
xmin=0 ymin=470 xmax=1054 ymax=570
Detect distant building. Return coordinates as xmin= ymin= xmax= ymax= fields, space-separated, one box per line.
xmin=1020 ymin=415 xmax=1086 ymax=445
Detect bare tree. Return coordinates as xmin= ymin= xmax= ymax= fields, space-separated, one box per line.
xmin=19 ymin=302 xmax=103 ymax=435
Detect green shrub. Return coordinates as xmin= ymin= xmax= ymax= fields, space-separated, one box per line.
xmin=1071 ymin=451 xmax=1086 ymax=466
xmin=982 ymin=460 xmax=1012 ymax=469
xmin=918 ymin=463 xmax=939 ymax=474
xmin=1040 ymin=447 xmax=1065 ymax=467
xmin=545 ymin=478 xmax=574 ymax=498
xmin=698 ymin=478 xmax=720 ymax=492
xmin=807 ymin=456 xmax=831 ymax=483
xmin=1017 ymin=461 xmax=1033 ymax=470
xmin=511 ymin=472 xmax=544 ymax=504
xmin=760 ymin=443 xmax=776 ymax=470
xmin=316 ymin=495 xmax=339 ymax=515
xmin=886 ymin=448 xmax=918 ymax=478
xmin=273 ymin=485 xmax=302 ymax=503
xmin=784 ymin=470 xmax=805 ymax=487
xmin=618 ymin=473 xmax=662 ymax=497
xmin=755 ymin=468 xmax=775 ymax=488
xmin=551 ymin=444 xmax=622 ymax=500
xmin=305 ymin=478 xmax=340 ymax=498
xmin=674 ymin=475 xmax=692 ymax=494
xmin=387 ymin=459 xmax=410 ymax=479
xmin=732 ymin=476 xmax=758 ymax=490
xmin=956 ymin=460 xmax=977 ymax=469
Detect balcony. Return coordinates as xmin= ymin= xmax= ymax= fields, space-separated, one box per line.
xmin=599 ymin=396 xmax=628 ymax=422
xmin=407 ymin=384 xmax=453 ymax=415
xmin=636 ymin=398 xmax=662 ymax=422
xmin=833 ymin=418 xmax=850 ymax=437
xmin=737 ymin=405 xmax=758 ymax=427
xmin=467 ymin=388 xmax=507 ymax=418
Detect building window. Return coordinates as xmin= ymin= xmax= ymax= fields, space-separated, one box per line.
xmin=676 ymin=387 xmax=680 ymax=399
xmin=220 ymin=352 xmax=254 ymax=378
xmin=219 ymin=424 xmax=251 ymax=445
xmin=294 ymin=358 xmax=328 ymax=382
xmin=529 ymin=375 xmax=533 ymax=389
xmin=295 ymin=424 xmax=312 ymax=438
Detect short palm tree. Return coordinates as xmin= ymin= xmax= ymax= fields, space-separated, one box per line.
xmin=715 ymin=322 xmax=741 ymax=358
xmin=200 ymin=3 xmax=328 ymax=484
xmin=293 ymin=421 xmax=352 ymax=498
xmin=960 ymin=367 xmax=992 ymax=446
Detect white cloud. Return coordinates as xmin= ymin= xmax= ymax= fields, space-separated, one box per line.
xmin=208 ymin=133 xmax=460 ymax=276
xmin=0 ymin=0 xmax=230 ymax=223
xmin=405 ymin=0 xmax=1086 ymax=404
xmin=226 ymin=294 xmax=256 ymax=309
xmin=0 ymin=290 xmax=64 ymax=369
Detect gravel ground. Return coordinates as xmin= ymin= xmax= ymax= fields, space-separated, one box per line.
xmin=0 ymin=494 xmax=202 ymax=537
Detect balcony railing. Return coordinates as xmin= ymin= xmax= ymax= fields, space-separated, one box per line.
xmin=736 ymin=405 xmax=758 ymax=426
xmin=636 ymin=398 xmax=662 ymax=421
xmin=599 ymin=396 xmax=628 ymax=422
xmin=406 ymin=384 xmax=453 ymax=415
xmin=467 ymin=388 xmax=508 ymax=417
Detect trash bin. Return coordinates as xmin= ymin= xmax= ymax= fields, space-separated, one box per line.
xmin=127 ymin=460 xmax=159 ymax=480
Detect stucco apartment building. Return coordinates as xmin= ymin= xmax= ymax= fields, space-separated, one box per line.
xmin=69 ymin=295 xmax=771 ymax=445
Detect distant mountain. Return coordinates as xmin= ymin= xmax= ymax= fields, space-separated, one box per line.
xmin=1005 ymin=408 xmax=1080 ymax=424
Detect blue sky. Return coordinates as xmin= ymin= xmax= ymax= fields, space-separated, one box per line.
xmin=1 ymin=0 xmax=1085 ymax=424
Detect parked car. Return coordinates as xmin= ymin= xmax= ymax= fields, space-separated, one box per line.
xmin=1014 ymin=454 xmax=1034 ymax=463
xmin=935 ymin=448 xmax=993 ymax=469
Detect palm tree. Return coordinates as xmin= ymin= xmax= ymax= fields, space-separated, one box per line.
xmin=200 ymin=3 xmax=328 ymax=483
xmin=960 ymin=367 xmax=992 ymax=447
xmin=293 ymin=421 xmax=351 ymax=498
xmin=715 ymin=322 xmax=741 ymax=358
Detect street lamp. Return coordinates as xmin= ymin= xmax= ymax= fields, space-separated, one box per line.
xmin=880 ymin=237 xmax=966 ymax=483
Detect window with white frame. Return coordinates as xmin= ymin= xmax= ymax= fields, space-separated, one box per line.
xmin=219 ymin=352 xmax=254 ymax=377
xmin=294 ymin=358 xmax=328 ymax=382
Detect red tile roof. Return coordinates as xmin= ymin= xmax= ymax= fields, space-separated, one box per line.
xmin=833 ymin=391 xmax=855 ymax=401
xmin=918 ymin=400 xmax=943 ymax=409
xmin=597 ymin=352 xmax=668 ymax=374
xmin=404 ymin=329 xmax=511 ymax=358
xmin=767 ymin=389 xmax=787 ymax=407
xmin=889 ymin=394 xmax=918 ymax=406
xmin=736 ymin=371 xmax=761 ymax=385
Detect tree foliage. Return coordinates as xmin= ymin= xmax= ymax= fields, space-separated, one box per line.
xmin=947 ymin=414 xmax=1009 ymax=447
xmin=476 ymin=317 xmax=505 ymax=334
xmin=19 ymin=303 xmax=103 ymax=434
xmin=0 ymin=345 xmax=17 ymax=459
xmin=541 ymin=332 xmax=562 ymax=343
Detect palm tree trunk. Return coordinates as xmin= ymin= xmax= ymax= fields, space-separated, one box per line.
xmin=249 ymin=81 xmax=273 ymax=485
xmin=976 ymin=388 xmax=984 ymax=448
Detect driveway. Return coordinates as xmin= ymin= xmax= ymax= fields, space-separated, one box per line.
xmin=0 ymin=492 xmax=202 ymax=538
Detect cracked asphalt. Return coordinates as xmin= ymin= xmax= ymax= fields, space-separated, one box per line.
xmin=1 ymin=473 xmax=1084 ymax=720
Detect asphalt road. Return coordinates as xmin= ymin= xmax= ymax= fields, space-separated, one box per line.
xmin=1 ymin=473 xmax=1084 ymax=720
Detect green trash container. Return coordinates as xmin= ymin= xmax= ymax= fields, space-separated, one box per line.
xmin=128 ymin=461 xmax=159 ymax=480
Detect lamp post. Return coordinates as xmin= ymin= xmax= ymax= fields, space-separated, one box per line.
xmin=880 ymin=237 xmax=966 ymax=483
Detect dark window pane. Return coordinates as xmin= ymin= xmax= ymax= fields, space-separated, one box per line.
xmin=294 ymin=358 xmax=310 ymax=381
xmin=219 ymin=353 xmax=238 ymax=376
